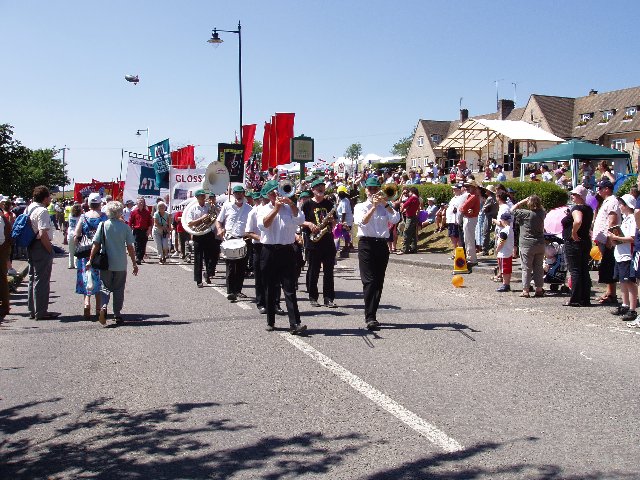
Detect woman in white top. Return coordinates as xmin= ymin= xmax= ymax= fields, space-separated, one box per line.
xmin=67 ymin=203 xmax=82 ymax=269
xmin=152 ymin=202 xmax=171 ymax=263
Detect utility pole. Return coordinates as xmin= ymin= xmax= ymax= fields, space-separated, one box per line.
xmin=60 ymin=146 xmax=68 ymax=199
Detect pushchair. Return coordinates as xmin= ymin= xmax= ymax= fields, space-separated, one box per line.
xmin=543 ymin=233 xmax=570 ymax=293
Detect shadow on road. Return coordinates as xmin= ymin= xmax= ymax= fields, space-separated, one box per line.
xmin=1 ymin=397 xmax=371 ymax=479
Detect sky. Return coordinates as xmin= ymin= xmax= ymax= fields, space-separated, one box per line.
xmin=2 ymin=0 xmax=640 ymax=184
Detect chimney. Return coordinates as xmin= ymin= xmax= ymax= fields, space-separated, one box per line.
xmin=460 ymin=109 xmax=469 ymax=122
xmin=589 ymin=89 xmax=598 ymax=96
xmin=497 ymin=99 xmax=515 ymax=120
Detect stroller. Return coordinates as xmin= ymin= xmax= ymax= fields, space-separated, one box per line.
xmin=543 ymin=233 xmax=570 ymax=293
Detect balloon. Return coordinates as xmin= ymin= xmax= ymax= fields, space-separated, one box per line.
xmin=418 ymin=210 xmax=429 ymax=223
xmin=451 ymin=275 xmax=464 ymax=288
xmin=590 ymin=245 xmax=602 ymax=261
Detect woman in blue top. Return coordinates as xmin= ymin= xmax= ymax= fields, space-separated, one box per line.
xmin=67 ymin=203 xmax=82 ymax=269
xmin=152 ymin=201 xmax=171 ymax=263
xmin=74 ymin=193 xmax=106 ymax=319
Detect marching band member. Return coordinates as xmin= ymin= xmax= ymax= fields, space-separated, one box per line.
xmin=207 ymin=192 xmax=222 ymax=275
xmin=187 ymin=189 xmax=216 ymax=288
xmin=302 ymin=179 xmax=338 ymax=308
xmin=257 ymin=180 xmax=307 ymax=335
xmin=354 ymin=177 xmax=400 ymax=330
xmin=216 ymin=185 xmax=252 ymax=302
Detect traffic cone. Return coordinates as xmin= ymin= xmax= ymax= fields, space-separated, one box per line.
xmin=452 ymin=246 xmax=470 ymax=274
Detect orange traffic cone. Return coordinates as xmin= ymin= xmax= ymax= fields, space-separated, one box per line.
xmin=452 ymin=246 xmax=470 ymax=274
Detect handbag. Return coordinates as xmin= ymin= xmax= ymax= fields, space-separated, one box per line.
xmin=74 ymin=217 xmax=93 ymax=258
xmin=90 ymin=222 xmax=109 ymax=270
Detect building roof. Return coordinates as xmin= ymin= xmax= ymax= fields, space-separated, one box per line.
xmin=530 ymin=95 xmax=575 ymax=138
xmin=572 ymin=86 xmax=640 ymax=140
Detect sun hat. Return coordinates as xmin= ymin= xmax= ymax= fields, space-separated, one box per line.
xmin=88 ymin=192 xmax=102 ymax=204
xmin=485 ymin=185 xmax=497 ymax=194
xmin=570 ymin=185 xmax=588 ymax=201
xmin=427 ymin=197 xmax=436 ymax=201
xmin=365 ymin=177 xmax=381 ymax=187
xmin=619 ymin=193 xmax=636 ymax=209
xmin=463 ymin=179 xmax=480 ymax=188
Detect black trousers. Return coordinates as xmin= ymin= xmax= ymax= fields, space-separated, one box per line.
xmin=193 ymin=232 xmax=215 ymax=283
xmin=245 ymin=241 xmax=254 ymax=273
xmin=358 ymin=237 xmax=390 ymax=323
xmin=133 ymin=228 xmax=148 ymax=262
xmin=306 ymin=243 xmax=336 ymax=301
xmin=226 ymin=258 xmax=246 ymax=294
xmin=177 ymin=231 xmax=189 ymax=256
xmin=565 ymin=240 xmax=592 ymax=305
xmin=253 ymin=243 xmax=265 ymax=308
xmin=261 ymin=244 xmax=299 ymax=327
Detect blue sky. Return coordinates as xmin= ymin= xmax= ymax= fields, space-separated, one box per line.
xmin=2 ymin=0 xmax=639 ymax=183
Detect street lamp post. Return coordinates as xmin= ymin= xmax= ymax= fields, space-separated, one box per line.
xmin=136 ymin=128 xmax=150 ymax=151
xmin=208 ymin=21 xmax=242 ymax=144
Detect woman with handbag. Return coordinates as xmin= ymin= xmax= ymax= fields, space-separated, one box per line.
xmin=152 ymin=201 xmax=171 ymax=263
xmin=88 ymin=201 xmax=138 ymax=326
xmin=74 ymin=193 xmax=107 ymax=319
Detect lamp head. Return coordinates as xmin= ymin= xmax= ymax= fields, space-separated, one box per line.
xmin=207 ymin=29 xmax=223 ymax=45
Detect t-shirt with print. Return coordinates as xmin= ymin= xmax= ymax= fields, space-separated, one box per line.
xmin=496 ymin=225 xmax=514 ymax=258
xmin=302 ymin=198 xmax=335 ymax=251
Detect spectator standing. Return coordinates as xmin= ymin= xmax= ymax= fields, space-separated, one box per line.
xmin=591 ymin=179 xmax=621 ymax=304
xmin=129 ymin=197 xmax=152 ymax=265
xmin=460 ymin=180 xmax=481 ymax=266
xmin=152 ymin=201 xmax=171 ymax=264
xmin=399 ymin=187 xmax=420 ymax=254
xmin=512 ymin=195 xmax=546 ymax=297
xmin=481 ymin=185 xmax=498 ymax=255
xmin=561 ymin=186 xmax=593 ymax=307
xmin=75 ymin=193 xmax=107 ymax=319
xmin=173 ymin=209 xmax=188 ymax=260
xmin=88 ymin=201 xmax=138 ymax=326
xmin=445 ymin=184 xmax=464 ymax=250
xmin=0 ymin=210 xmax=10 ymax=321
xmin=495 ymin=211 xmax=515 ymax=292
xmin=541 ymin=164 xmax=553 ymax=182
xmin=26 ymin=186 xmax=60 ymax=319
xmin=607 ymin=194 xmax=637 ymax=321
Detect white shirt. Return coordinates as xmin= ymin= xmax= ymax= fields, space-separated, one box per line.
xmin=257 ymin=202 xmax=304 ymax=245
xmin=542 ymin=171 xmax=553 ymax=182
xmin=455 ymin=192 xmax=469 ymax=224
xmin=122 ymin=207 xmax=132 ymax=223
xmin=336 ymin=197 xmax=353 ymax=226
xmin=496 ymin=172 xmax=507 ymax=182
xmin=592 ymin=195 xmax=620 ymax=243
xmin=218 ymin=200 xmax=252 ymax=239
xmin=496 ymin=225 xmax=514 ymax=258
xmin=614 ymin=213 xmax=636 ymax=262
xmin=245 ymin=205 xmax=261 ymax=244
xmin=445 ymin=193 xmax=462 ymax=224
xmin=187 ymin=202 xmax=211 ymax=222
xmin=27 ymin=202 xmax=53 ymax=240
xmin=353 ymin=199 xmax=400 ymax=238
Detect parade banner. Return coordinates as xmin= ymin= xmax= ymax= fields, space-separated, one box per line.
xmin=218 ymin=143 xmax=244 ymax=183
xmin=74 ymin=181 xmax=122 ymax=203
xmin=168 ymin=166 xmax=206 ymax=214
xmin=149 ymin=139 xmax=171 ymax=189
xmin=123 ymin=152 xmax=168 ymax=206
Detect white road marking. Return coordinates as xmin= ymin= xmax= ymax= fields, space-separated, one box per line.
xmin=180 ymin=265 xmax=193 ymax=272
xmin=580 ymin=351 xmax=592 ymax=361
xmin=281 ymin=333 xmax=464 ymax=453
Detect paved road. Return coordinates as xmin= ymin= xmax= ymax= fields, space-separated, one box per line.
xmin=1 ymin=241 xmax=639 ymax=479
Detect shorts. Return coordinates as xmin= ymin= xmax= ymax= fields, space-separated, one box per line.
xmin=630 ymin=251 xmax=640 ymax=279
xmin=498 ymin=256 xmax=513 ymax=275
xmin=613 ymin=260 xmax=636 ymax=283
xmin=447 ymin=223 xmax=460 ymax=238
xmin=598 ymin=243 xmax=616 ymax=284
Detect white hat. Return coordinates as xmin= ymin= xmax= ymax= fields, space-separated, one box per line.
xmin=0 ymin=195 xmax=6 ymax=203
xmin=619 ymin=193 xmax=636 ymax=209
xmin=88 ymin=192 xmax=102 ymax=204
xmin=15 ymin=197 xmax=26 ymax=205
xmin=427 ymin=197 xmax=436 ymax=201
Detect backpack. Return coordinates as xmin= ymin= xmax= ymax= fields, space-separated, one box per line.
xmin=11 ymin=207 xmax=38 ymax=247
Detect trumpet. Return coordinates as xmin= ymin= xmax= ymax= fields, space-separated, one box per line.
xmin=277 ymin=179 xmax=296 ymax=198
xmin=373 ymin=183 xmax=400 ymax=203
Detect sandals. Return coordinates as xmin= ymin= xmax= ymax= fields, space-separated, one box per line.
xmin=598 ymin=294 xmax=618 ymax=305
xmin=520 ymin=291 xmax=531 ymax=298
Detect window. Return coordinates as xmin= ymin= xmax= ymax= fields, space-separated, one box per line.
xmin=423 ymin=158 xmax=429 ymax=167
xmin=418 ymin=136 xmax=424 ymax=147
xmin=411 ymin=158 xmax=417 ymax=168
xmin=600 ymin=110 xmax=616 ymax=123
xmin=611 ymin=139 xmax=627 ymax=151
xmin=577 ymin=113 xmax=593 ymax=127
xmin=430 ymin=134 xmax=442 ymax=144
xmin=623 ymin=106 xmax=637 ymax=121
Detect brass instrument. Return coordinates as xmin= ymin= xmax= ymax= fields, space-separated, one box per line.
xmin=381 ymin=183 xmax=400 ymax=201
xmin=309 ymin=206 xmax=337 ymax=242
xmin=189 ymin=205 xmax=219 ymax=234
xmin=277 ymin=179 xmax=296 ymax=198
xmin=181 ymin=161 xmax=230 ymax=236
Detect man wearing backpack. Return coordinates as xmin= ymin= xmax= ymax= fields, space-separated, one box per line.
xmin=26 ymin=186 xmax=60 ymax=319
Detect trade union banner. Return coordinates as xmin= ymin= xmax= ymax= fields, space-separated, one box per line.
xmin=149 ymin=139 xmax=171 ymax=189
xmin=218 ymin=143 xmax=244 ymax=183
xmin=168 ymin=166 xmax=206 ymax=214
xmin=123 ymin=152 xmax=168 ymax=206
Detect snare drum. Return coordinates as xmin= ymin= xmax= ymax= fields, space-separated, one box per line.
xmin=220 ymin=238 xmax=247 ymax=260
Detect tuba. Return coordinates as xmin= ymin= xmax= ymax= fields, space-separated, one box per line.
xmin=181 ymin=161 xmax=230 ymax=236
xmin=277 ymin=179 xmax=296 ymax=198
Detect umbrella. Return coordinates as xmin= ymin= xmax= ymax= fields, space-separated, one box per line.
xmin=544 ymin=206 xmax=570 ymax=235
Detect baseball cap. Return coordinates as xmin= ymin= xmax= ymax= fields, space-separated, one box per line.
xmin=337 ymin=185 xmax=348 ymax=194
xmin=619 ymin=193 xmax=636 ymax=209
xmin=299 ymin=190 xmax=312 ymax=198
xmin=194 ymin=188 xmax=207 ymax=196
xmin=232 ymin=185 xmax=245 ymax=193
xmin=427 ymin=197 xmax=435 ymax=201
xmin=597 ymin=179 xmax=614 ymax=190
xmin=125 ymin=199 xmax=134 ymax=205
xmin=261 ymin=180 xmax=278 ymax=197
xmin=500 ymin=211 xmax=513 ymax=221
xmin=88 ymin=192 xmax=102 ymax=204
xmin=453 ymin=182 xmax=463 ymax=189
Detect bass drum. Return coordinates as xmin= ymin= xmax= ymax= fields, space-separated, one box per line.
xmin=220 ymin=238 xmax=247 ymax=260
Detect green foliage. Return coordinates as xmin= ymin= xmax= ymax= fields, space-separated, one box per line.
xmin=252 ymin=140 xmax=263 ymax=156
xmin=390 ymin=126 xmax=416 ymax=161
xmin=0 ymin=124 xmax=67 ymax=199
xmin=614 ymin=175 xmax=637 ymax=196
xmin=344 ymin=143 xmax=362 ymax=163
xmin=371 ymin=162 xmax=405 ymax=171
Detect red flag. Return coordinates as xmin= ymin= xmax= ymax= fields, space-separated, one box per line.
xmin=242 ymin=124 xmax=257 ymax=162
xmin=262 ymin=122 xmax=271 ymax=170
xmin=171 ymin=145 xmax=195 ymax=169
xmin=269 ymin=115 xmax=278 ymax=170
xmin=275 ymin=112 xmax=295 ymax=166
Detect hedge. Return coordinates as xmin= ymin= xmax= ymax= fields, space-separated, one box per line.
xmin=359 ymin=180 xmax=569 ymax=211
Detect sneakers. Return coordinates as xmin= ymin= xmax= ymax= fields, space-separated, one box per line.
xmin=324 ymin=299 xmax=338 ymax=308
xmin=496 ymin=284 xmax=511 ymax=293
xmin=170 ymin=252 xmax=180 ymax=258
xmin=611 ymin=305 xmax=629 ymax=316
xmin=621 ymin=310 xmax=638 ymax=322
xmin=627 ymin=318 xmax=640 ymax=328
xmin=309 ymin=298 xmax=320 ymax=307
xmin=290 ymin=324 xmax=307 ymax=335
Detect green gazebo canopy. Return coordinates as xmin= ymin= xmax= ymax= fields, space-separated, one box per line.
xmin=522 ymin=139 xmax=630 ymax=164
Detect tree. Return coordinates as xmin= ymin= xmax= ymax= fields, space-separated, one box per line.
xmin=252 ymin=140 xmax=263 ymax=156
xmin=0 ymin=123 xmax=66 ymax=199
xmin=344 ymin=142 xmax=362 ymax=163
xmin=390 ymin=126 xmax=417 ymax=161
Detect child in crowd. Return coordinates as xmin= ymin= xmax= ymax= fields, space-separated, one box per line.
xmin=608 ymin=194 xmax=638 ymax=322
xmin=495 ymin=211 xmax=514 ymax=292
